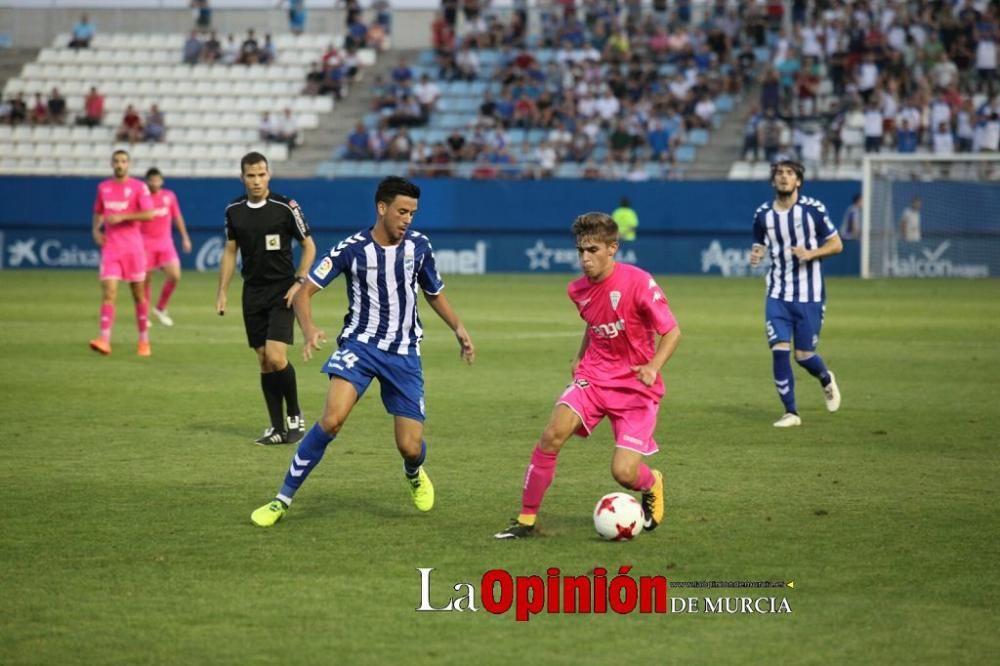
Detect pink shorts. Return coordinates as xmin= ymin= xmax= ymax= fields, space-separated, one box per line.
xmin=144 ymin=243 xmax=180 ymax=271
xmin=100 ymin=249 xmax=147 ymax=282
xmin=557 ymin=379 xmax=660 ymax=455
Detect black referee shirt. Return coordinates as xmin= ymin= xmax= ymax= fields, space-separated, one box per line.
xmin=224 ymin=192 xmax=311 ymax=286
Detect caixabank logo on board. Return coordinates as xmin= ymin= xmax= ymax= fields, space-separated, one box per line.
xmin=2 ymin=236 xmax=100 ymax=269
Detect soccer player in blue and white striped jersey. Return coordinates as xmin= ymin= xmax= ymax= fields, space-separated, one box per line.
xmin=250 ymin=177 xmax=476 ymax=527
xmin=750 ymin=160 xmax=843 ymax=428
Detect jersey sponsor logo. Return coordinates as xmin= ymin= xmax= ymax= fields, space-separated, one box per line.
xmin=404 ymin=248 xmax=415 ymax=272
xmin=314 ymin=256 xmax=333 ymax=279
xmin=265 ymin=234 xmax=281 ymax=250
xmin=591 ymin=319 xmax=625 ymax=339
xmin=195 ymin=236 xmax=225 ymax=271
xmin=610 ymin=290 xmax=621 ymax=310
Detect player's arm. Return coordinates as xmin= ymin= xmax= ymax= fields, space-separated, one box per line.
xmin=216 ymin=239 xmax=238 ymax=315
xmin=750 ymin=211 xmax=767 ymax=266
xmin=283 ymin=235 xmax=317 ymax=308
xmin=106 ymin=209 xmax=156 ymax=224
xmin=424 ymin=291 xmax=475 ymax=364
xmin=92 ymin=213 xmax=105 ymax=246
xmin=173 ymin=212 xmax=192 ymax=253
xmin=632 ymin=326 xmax=682 ymax=386
xmin=792 ymin=232 xmax=843 ymax=262
xmin=571 ymin=326 xmax=589 ymax=375
xmin=292 ymin=280 xmax=326 ymax=361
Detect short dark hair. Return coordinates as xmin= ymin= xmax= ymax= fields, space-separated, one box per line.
xmin=770 ymin=159 xmax=805 ymax=185
xmin=112 ymin=149 xmax=129 ymax=160
xmin=571 ymin=212 xmax=619 ymax=245
xmin=241 ymin=151 xmax=269 ymax=173
xmin=145 ymin=167 xmax=162 ymax=179
xmin=619 ymin=196 xmax=631 ymax=207
xmin=375 ymin=176 xmax=421 ymax=205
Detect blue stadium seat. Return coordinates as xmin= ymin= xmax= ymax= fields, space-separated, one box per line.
xmin=675 ymin=145 xmax=697 ymax=162
xmin=688 ymin=129 xmax=709 ymax=146
xmin=715 ymin=94 xmax=734 ymax=113
xmin=417 ymin=50 xmax=436 ymax=67
xmin=555 ymin=162 xmax=582 ymax=178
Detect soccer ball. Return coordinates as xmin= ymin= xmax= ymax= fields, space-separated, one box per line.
xmin=593 ymin=492 xmax=643 ymax=541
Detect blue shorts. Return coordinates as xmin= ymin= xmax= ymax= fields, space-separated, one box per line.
xmin=321 ymin=339 xmax=425 ymax=422
xmin=765 ymin=297 xmax=825 ymax=351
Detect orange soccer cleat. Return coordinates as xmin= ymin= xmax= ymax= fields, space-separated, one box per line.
xmin=89 ymin=338 xmax=112 ymax=355
xmin=136 ymin=341 xmax=151 ymax=357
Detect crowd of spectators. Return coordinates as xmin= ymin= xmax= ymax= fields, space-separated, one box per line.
xmin=741 ymin=0 xmax=1000 ymax=173
xmin=182 ymin=29 xmax=278 ymax=65
xmin=1 ymin=88 xmax=67 ymax=126
xmin=302 ymin=42 xmax=363 ymax=99
xmin=345 ymin=0 xmax=760 ymax=177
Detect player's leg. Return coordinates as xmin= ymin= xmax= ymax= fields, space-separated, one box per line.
xmin=766 ymin=297 xmax=800 ymax=427
xmin=129 ymin=279 xmax=151 ymax=356
xmin=254 ymin=340 xmax=291 ymax=443
xmin=393 ymin=416 xmax=434 ymax=511
xmin=122 ymin=251 xmax=150 ymax=356
xmin=793 ymin=302 xmax=840 ymax=412
xmin=153 ymin=253 xmax=181 ymax=326
xmin=376 ymin=351 xmax=434 ymax=510
xmin=495 ymin=399 xmax=584 ymax=539
xmin=90 ymin=276 xmax=118 ymax=354
xmin=251 ymin=377 xmax=360 ymax=527
xmin=265 ymin=303 xmax=304 ymax=442
xmin=243 ymin=290 xmax=286 ymax=442
xmin=607 ymin=393 xmax=664 ymax=530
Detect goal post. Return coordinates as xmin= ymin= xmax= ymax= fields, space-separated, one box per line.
xmin=860 ymin=154 xmax=1000 ymax=278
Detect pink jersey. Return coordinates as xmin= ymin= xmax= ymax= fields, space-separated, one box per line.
xmin=568 ymin=263 xmax=678 ymax=399
xmin=93 ymin=177 xmax=154 ymax=255
xmin=141 ymin=189 xmax=182 ymax=245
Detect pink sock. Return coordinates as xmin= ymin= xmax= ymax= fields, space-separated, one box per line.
xmin=99 ymin=303 xmax=115 ymax=341
xmin=628 ymin=464 xmax=655 ymax=492
xmin=143 ymin=281 xmax=151 ymax=307
xmin=520 ymin=446 xmax=559 ymax=516
xmin=136 ymin=300 xmax=149 ymax=343
xmin=157 ymin=280 xmax=177 ymax=311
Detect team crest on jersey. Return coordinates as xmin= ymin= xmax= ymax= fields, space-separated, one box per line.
xmin=315 ymin=256 xmax=333 ymax=279
xmin=265 ymin=234 xmax=281 ymax=250
xmin=610 ymin=290 xmax=621 ymax=310
xmin=404 ymin=249 xmax=415 ymax=272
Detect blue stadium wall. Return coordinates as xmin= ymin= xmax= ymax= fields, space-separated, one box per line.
xmin=0 ymin=176 xmax=861 ymax=275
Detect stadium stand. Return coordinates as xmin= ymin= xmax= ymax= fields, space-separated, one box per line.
xmin=1 ymin=31 xmax=377 ymax=177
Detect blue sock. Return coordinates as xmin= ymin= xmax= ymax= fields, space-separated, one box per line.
xmin=797 ymin=354 xmax=831 ymax=386
xmin=277 ymin=423 xmax=335 ymax=505
xmin=403 ymin=440 xmax=426 ymax=478
xmin=772 ymin=349 xmax=797 ymax=414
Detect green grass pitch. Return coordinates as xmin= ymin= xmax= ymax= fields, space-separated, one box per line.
xmin=0 ymin=271 xmax=998 ymax=665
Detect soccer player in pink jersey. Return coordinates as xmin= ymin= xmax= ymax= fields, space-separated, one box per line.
xmin=142 ymin=168 xmax=192 ymax=327
xmin=495 ymin=212 xmax=682 ymax=539
xmin=89 ymin=150 xmax=156 ymax=357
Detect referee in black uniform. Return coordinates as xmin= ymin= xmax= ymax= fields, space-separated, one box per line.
xmin=216 ymin=152 xmax=317 ymax=445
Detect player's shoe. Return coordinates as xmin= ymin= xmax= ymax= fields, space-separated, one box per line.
xmin=407 ymin=467 xmax=434 ymax=511
xmin=137 ymin=341 xmax=151 ymax=357
xmin=494 ymin=519 xmax=535 ymax=539
xmin=250 ymin=500 xmax=287 ymax=527
xmin=773 ymin=413 xmax=802 ymax=428
xmin=255 ymin=427 xmax=288 ymax=445
xmin=641 ymin=469 xmax=665 ymax=531
xmin=153 ymin=308 xmax=174 ymax=327
xmin=822 ymin=372 xmax=841 ymax=412
xmin=89 ymin=338 xmax=111 ymax=355
xmin=284 ymin=414 xmax=306 ymax=443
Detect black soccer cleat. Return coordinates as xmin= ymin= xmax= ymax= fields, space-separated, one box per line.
xmin=255 ymin=427 xmax=288 ymax=446
xmin=284 ymin=415 xmax=305 ymax=443
xmin=494 ymin=519 xmax=535 ymax=540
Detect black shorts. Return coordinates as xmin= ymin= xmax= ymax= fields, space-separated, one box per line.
xmin=242 ymin=281 xmax=295 ymax=349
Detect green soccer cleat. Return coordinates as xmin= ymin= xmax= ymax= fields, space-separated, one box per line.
xmin=407 ymin=467 xmax=435 ymax=512
xmin=250 ymin=500 xmax=287 ymax=527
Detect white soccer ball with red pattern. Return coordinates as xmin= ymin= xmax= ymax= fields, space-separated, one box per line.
xmin=593 ymin=492 xmax=643 ymax=541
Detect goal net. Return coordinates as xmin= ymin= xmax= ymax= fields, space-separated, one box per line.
xmin=861 ymin=154 xmax=1000 ymax=278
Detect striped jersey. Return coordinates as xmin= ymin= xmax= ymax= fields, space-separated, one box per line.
xmin=752 ymin=196 xmax=838 ymax=303
xmin=308 ymin=228 xmax=444 ymax=356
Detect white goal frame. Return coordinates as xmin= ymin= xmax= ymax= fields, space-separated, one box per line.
xmin=860 ymin=153 xmax=1000 ymax=278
